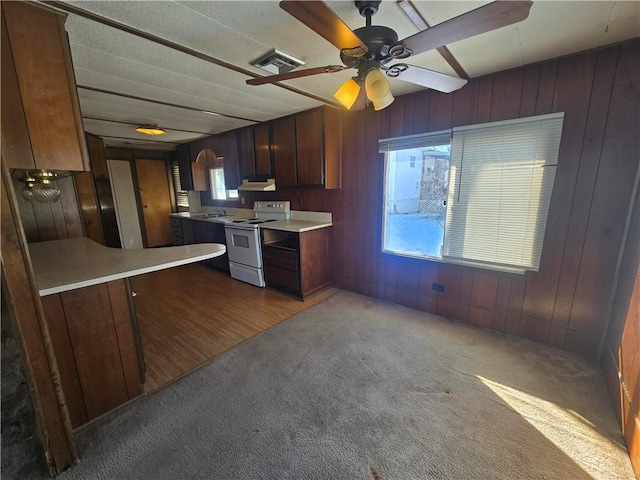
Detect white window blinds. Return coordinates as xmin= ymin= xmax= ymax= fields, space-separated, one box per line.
xmin=443 ymin=113 xmax=564 ymax=272
xmin=171 ymin=163 xmax=189 ymax=208
xmin=379 ymin=130 xmax=451 ymax=153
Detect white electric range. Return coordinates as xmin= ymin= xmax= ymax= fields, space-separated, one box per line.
xmin=224 ymin=201 xmax=291 ymax=287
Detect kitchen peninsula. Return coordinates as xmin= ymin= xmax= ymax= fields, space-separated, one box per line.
xmin=28 ymin=237 xmax=226 ymax=427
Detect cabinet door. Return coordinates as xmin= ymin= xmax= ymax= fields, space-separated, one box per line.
xmin=191 ymin=148 xmax=210 ymax=191
xmin=175 ymin=144 xmax=193 ymax=191
xmin=218 ymin=132 xmax=241 ymax=190
xmin=87 ymin=133 xmax=109 ymax=179
xmin=254 ymin=123 xmax=272 ymax=176
xmin=272 ymin=116 xmax=297 ymax=187
xmin=74 ymin=171 xmax=105 ymax=245
xmin=238 ymin=127 xmax=256 ymax=178
xmin=181 ymin=219 xmax=196 ymax=244
xmin=295 ymin=109 xmax=324 ymax=186
xmin=192 ymin=221 xmax=213 ymax=243
xmin=0 ymin=15 xmax=34 ymax=170
xmin=323 ymin=107 xmax=342 ymax=189
xmin=58 ymin=283 xmax=130 ymax=421
xmin=192 ymin=222 xmax=229 ymax=271
xmin=2 ymin=2 xmax=88 ymax=171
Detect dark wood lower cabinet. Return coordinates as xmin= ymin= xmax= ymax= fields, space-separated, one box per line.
xmin=262 ymin=228 xmax=331 ymax=299
xmin=41 ymin=279 xmax=143 ymax=428
xmin=171 ymin=218 xmax=227 ymax=272
xmin=193 ymin=221 xmax=229 ymax=273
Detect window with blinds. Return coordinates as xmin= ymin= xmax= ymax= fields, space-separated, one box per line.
xmin=379 ymin=112 xmax=564 ymax=274
xmin=171 ymin=163 xmax=189 ymax=208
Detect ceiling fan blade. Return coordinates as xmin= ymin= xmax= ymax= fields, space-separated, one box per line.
xmin=279 ymin=0 xmax=367 ymax=57
xmin=247 ymin=65 xmax=346 ymax=86
xmin=401 ymin=1 xmax=532 ymax=56
xmin=387 ymin=64 xmax=468 ymax=93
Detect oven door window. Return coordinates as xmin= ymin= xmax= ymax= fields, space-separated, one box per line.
xmin=232 ymin=234 xmax=250 ymax=248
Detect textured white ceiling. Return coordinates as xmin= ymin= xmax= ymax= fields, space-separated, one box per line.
xmin=60 ymin=1 xmax=640 ymax=150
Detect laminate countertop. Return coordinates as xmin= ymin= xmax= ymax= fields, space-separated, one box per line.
xmin=29 ymin=237 xmax=226 ymax=296
xmin=170 ymin=209 xmax=332 ymax=233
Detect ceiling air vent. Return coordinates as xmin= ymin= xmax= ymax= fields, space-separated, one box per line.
xmin=250 ymin=49 xmax=304 ymax=75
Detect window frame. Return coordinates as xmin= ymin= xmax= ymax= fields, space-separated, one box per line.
xmin=379 ymin=113 xmax=565 ymax=275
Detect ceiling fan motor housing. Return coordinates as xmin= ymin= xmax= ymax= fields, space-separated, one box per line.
xmin=355 ymin=0 xmax=381 ymax=18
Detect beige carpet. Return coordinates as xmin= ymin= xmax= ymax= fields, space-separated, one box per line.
xmin=55 ymin=290 xmax=634 ymax=479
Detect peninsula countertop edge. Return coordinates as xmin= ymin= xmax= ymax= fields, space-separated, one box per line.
xmin=29 ymin=237 xmax=226 ymax=296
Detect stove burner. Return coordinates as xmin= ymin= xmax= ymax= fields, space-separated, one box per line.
xmin=248 ymin=220 xmax=264 ymax=224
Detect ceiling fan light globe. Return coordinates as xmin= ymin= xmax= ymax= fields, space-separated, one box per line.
xmin=333 ymin=79 xmax=362 ymax=110
xmin=365 ymin=69 xmax=391 ymax=102
xmin=371 ymin=90 xmax=394 ymax=111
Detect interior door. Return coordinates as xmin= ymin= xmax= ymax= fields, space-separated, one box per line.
xmin=108 ymin=159 xmax=143 ymax=249
xmin=134 ymin=159 xmax=172 ymax=247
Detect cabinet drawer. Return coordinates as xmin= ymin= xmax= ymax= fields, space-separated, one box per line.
xmin=262 ymin=246 xmax=298 ymax=271
xmin=264 ymin=263 xmax=300 ymax=292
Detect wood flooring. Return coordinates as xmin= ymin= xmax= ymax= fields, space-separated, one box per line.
xmin=130 ymin=263 xmax=337 ymax=392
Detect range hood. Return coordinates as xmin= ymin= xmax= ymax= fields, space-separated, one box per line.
xmin=237 ymin=178 xmax=276 ymax=191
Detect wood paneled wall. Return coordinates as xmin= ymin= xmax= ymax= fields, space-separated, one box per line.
xmin=602 ymin=178 xmax=639 ymax=476
xmin=12 ymin=171 xmax=84 ymax=243
xmin=250 ymin=40 xmax=639 ymax=358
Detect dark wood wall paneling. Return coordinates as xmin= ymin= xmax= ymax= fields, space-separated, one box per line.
xmin=12 ymin=171 xmax=84 ymax=243
xmin=248 ymin=40 xmax=639 ymax=359
xmin=601 ymin=76 xmax=640 ymax=475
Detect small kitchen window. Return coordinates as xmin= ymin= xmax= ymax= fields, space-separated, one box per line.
xmin=380 ymin=113 xmax=564 ymax=274
xmin=171 ymin=163 xmax=189 ymax=208
xmin=209 ymin=162 xmax=238 ymax=201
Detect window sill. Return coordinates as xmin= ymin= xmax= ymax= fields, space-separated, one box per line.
xmin=381 ymin=249 xmax=534 ymax=278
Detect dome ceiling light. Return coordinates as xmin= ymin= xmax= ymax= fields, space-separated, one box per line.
xmin=135 ymin=125 xmax=167 ymax=136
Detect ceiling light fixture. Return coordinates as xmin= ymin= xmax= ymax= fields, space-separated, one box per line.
xmin=19 ymin=170 xmax=61 ymax=203
xmin=135 ymin=125 xmax=167 ymax=136
xmin=333 ymin=66 xmax=394 ymax=111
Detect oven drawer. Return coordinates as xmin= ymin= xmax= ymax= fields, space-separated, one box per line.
xmin=264 ymin=263 xmax=300 ymax=292
xmin=262 ymin=245 xmax=298 ymax=271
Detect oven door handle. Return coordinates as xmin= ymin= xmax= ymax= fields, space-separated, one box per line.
xmin=224 ymin=224 xmax=258 ymax=232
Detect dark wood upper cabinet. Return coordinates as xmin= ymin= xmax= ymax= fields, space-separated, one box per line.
xmin=238 ymin=124 xmax=272 ymax=179
xmin=86 ymin=133 xmax=109 ymax=179
xmin=295 ymin=109 xmax=324 ymax=186
xmin=272 ymin=106 xmax=342 ymax=189
xmin=1 ymin=14 xmax=34 ymax=170
xmin=1 ymin=2 xmax=89 ymax=172
xmin=174 ymin=144 xmax=194 ymax=191
xmin=214 ymin=131 xmax=241 ymax=190
xmin=254 ymin=123 xmax=272 ymax=177
xmin=238 ymin=127 xmax=256 ymax=178
xmin=272 ymin=116 xmax=298 ymax=188
xmin=187 ymin=133 xmax=241 ymax=190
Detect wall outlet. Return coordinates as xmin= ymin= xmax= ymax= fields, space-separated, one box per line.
xmin=432 ymin=282 xmax=445 ymax=292
xmin=240 ymin=197 xmax=246 ymax=205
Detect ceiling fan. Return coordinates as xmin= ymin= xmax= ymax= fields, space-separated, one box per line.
xmin=246 ymin=0 xmax=533 ymax=111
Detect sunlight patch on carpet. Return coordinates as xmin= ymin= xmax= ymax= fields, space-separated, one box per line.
xmin=478 ymin=376 xmax=628 ymax=480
